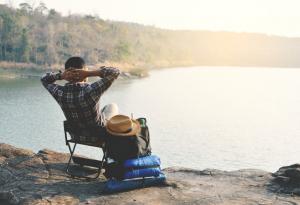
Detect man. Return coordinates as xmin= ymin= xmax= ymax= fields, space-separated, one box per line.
xmin=41 ymin=56 xmax=120 ymax=140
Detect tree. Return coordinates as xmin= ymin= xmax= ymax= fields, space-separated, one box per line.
xmin=19 ymin=3 xmax=33 ymax=15
xmin=45 ymin=23 xmax=58 ymax=65
xmin=0 ymin=10 xmax=19 ymax=61
xmin=34 ymin=2 xmax=48 ymax=15
xmin=84 ymin=15 xmax=96 ymax=20
xmin=18 ymin=28 xmax=30 ymax=62
xmin=113 ymin=41 xmax=131 ymax=61
xmin=48 ymin=9 xmax=61 ymax=20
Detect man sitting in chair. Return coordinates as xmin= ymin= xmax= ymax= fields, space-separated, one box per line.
xmin=41 ymin=56 xmax=120 ymax=142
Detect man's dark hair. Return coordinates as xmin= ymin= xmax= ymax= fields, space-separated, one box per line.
xmin=65 ymin=57 xmax=85 ymax=70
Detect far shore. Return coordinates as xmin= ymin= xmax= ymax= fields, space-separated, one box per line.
xmin=0 ymin=61 xmax=153 ymax=79
xmin=0 ymin=60 xmax=227 ymax=79
xmin=0 ymin=60 xmax=200 ymax=79
xmin=1 ymin=61 xmax=300 ymax=80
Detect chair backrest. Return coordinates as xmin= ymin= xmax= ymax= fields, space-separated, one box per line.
xmin=64 ymin=120 xmax=107 ymax=146
xmin=64 ymin=120 xmax=79 ymax=134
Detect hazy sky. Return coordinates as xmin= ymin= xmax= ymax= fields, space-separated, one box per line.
xmin=2 ymin=0 xmax=300 ymax=37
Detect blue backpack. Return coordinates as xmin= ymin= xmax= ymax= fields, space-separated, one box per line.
xmin=104 ymin=155 xmax=161 ymax=180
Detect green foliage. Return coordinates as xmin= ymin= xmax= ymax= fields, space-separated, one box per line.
xmin=113 ymin=41 xmax=131 ymax=61
xmin=0 ymin=3 xmax=204 ymax=68
xmin=18 ymin=28 xmax=30 ymax=62
xmin=18 ymin=3 xmax=32 ymax=15
xmin=0 ymin=3 xmax=300 ymax=69
xmin=34 ymin=2 xmax=48 ymax=15
xmin=0 ymin=7 xmax=20 ymax=61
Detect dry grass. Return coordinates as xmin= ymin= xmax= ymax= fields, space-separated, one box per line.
xmin=0 ymin=61 xmax=62 ymax=72
xmin=0 ymin=61 xmax=153 ymax=78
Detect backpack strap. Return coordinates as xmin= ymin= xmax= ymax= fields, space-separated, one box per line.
xmin=137 ymin=118 xmax=151 ymax=151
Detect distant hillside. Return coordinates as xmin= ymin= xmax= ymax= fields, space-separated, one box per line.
xmin=1 ymin=2 xmax=300 ymax=71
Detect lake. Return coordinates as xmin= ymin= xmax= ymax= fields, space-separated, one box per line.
xmin=1 ymin=66 xmax=300 ymax=172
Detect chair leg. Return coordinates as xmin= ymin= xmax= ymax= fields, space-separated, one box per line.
xmin=66 ymin=143 xmax=107 ymax=179
xmin=66 ymin=142 xmax=77 ymax=176
xmin=93 ymin=149 xmax=107 ymax=179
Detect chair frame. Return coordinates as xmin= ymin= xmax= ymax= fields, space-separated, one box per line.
xmin=64 ymin=121 xmax=108 ymax=179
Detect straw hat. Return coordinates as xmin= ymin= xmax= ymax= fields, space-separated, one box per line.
xmin=106 ymin=115 xmax=141 ymax=137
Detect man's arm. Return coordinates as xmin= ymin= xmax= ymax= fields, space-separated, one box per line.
xmin=40 ymin=72 xmax=63 ymax=97
xmin=40 ymin=70 xmax=73 ymax=99
xmin=84 ymin=67 xmax=120 ymax=101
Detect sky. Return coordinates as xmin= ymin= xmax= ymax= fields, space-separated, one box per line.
xmin=2 ymin=0 xmax=300 ymax=37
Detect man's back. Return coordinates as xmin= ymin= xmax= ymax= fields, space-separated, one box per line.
xmin=57 ymin=82 xmax=101 ymax=128
xmin=41 ymin=66 xmax=120 ymax=129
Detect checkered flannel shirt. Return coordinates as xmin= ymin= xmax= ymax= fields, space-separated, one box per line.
xmin=41 ymin=67 xmax=120 ymax=142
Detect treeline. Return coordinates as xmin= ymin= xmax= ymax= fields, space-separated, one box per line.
xmin=1 ymin=2 xmax=189 ymax=70
xmin=1 ymin=2 xmax=300 ymax=70
xmin=0 ymin=3 xmax=140 ymax=67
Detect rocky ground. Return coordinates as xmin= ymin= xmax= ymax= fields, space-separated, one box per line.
xmin=1 ymin=143 xmax=300 ymax=205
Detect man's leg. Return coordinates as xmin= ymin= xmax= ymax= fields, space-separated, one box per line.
xmin=101 ymin=103 xmax=119 ymax=125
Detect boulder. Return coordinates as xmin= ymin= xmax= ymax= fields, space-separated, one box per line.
xmin=271 ymin=164 xmax=300 ymax=196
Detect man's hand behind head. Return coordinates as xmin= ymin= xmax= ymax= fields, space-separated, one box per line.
xmin=67 ymin=69 xmax=89 ymax=82
xmin=61 ymin=70 xmax=76 ymax=82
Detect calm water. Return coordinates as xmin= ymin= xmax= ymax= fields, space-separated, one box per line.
xmin=1 ymin=67 xmax=300 ymax=172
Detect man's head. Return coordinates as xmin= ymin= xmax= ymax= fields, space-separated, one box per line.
xmin=64 ymin=57 xmax=88 ymax=83
xmin=65 ymin=56 xmax=85 ymax=70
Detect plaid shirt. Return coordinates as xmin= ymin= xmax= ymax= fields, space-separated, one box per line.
xmin=41 ymin=67 xmax=120 ymax=130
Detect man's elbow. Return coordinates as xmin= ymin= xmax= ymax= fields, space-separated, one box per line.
xmin=40 ymin=74 xmax=46 ymax=83
xmin=114 ymin=68 xmax=121 ymax=78
xmin=40 ymin=73 xmax=52 ymax=86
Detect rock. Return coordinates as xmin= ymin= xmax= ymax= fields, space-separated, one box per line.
xmin=0 ymin=143 xmax=34 ymax=158
xmin=1 ymin=143 xmax=300 ymax=204
xmin=271 ymin=164 xmax=300 ymax=195
xmin=273 ymin=164 xmax=300 ymax=181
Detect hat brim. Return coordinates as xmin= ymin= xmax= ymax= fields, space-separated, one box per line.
xmin=106 ymin=119 xmax=141 ymax=137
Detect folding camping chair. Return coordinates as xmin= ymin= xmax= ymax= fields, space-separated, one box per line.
xmin=64 ymin=120 xmax=108 ymax=179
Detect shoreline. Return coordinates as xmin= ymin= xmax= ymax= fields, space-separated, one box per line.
xmin=0 ymin=68 xmax=146 ymax=80
xmin=0 ymin=61 xmax=151 ymax=79
xmin=0 ymin=61 xmax=202 ymax=79
xmin=1 ymin=61 xmax=300 ymax=80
